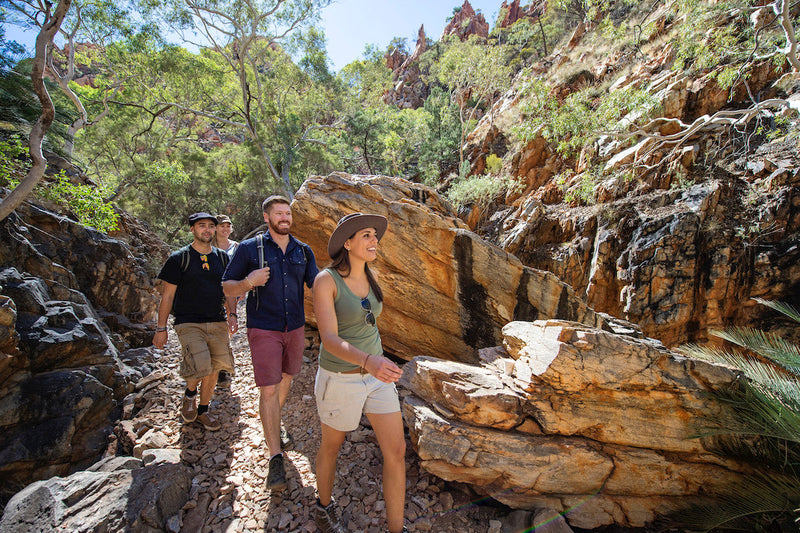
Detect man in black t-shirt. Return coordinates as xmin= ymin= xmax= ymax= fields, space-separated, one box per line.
xmin=154 ymin=212 xmax=238 ymax=431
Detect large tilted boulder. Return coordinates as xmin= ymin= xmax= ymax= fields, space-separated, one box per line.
xmin=400 ymin=319 xmax=752 ymax=529
xmin=291 ymin=173 xmax=606 ymax=362
xmin=0 ymin=454 xmax=191 ymax=532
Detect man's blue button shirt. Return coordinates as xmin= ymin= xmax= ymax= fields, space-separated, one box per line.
xmin=223 ymin=231 xmax=318 ymax=332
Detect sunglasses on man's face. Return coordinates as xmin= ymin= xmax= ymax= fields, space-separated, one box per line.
xmin=360 ymin=297 xmax=376 ymax=327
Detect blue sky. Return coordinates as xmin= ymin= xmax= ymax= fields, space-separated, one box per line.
xmin=320 ymin=0 xmax=503 ymax=70
xmin=3 ymin=1 xmax=504 ymax=72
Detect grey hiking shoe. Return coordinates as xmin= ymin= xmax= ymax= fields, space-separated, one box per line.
xmin=266 ymin=454 xmax=287 ymax=491
xmin=315 ymin=498 xmax=345 ymax=533
xmin=216 ymin=370 xmax=231 ymax=389
xmin=180 ymin=392 xmax=197 ymax=422
xmin=196 ymin=411 xmax=221 ymax=431
xmin=280 ymin=424 xmax=294 ymax=450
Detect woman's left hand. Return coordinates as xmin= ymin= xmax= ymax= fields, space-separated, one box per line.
xmin=367 ymin=355 xmax=402 ymax=383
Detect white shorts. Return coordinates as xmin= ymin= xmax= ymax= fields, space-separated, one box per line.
xmin=314 ymin=366 xmax=400 ymax=432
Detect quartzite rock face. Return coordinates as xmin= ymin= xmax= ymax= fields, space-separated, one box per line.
xmin=0 ymin=202 xmax=160 ymax=505
xmin=291 ymin=173 xmax=606 ymax=363
xmin=0 ymin=455 xmax=191 ymax=532
xmin=401 ymin=320 xmax=752 ymax=529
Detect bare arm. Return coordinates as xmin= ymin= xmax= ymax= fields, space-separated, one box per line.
xmin=153 ymin=281 xmax=177 ymax=349
xmin=222 ymin=266 xmax=270 ymax=298
xmin=224 ymin=295 xmax=239 ymax=334
xmin=313 ymin=271 xmax=401 ymax=383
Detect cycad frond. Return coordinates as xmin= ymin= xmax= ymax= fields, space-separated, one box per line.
xmin=681 ymin=343 xmax=800 ymax=394
xmin=754 ymin=297 xmax=800 ymax=324
xmin=667 ymin=471 xmax=800 ymax=531
xmin=712 ymin=327 xmax=800 ymax=372
xmin=677 ymin=300 xmax=800 ymax=529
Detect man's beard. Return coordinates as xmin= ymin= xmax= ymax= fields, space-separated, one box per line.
xmin=269 ymin=221 xmax=291 ymax=235
xmin=195 ymin=233 xmax=213 ymax=243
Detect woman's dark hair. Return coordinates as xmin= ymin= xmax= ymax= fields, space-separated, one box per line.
xmin=330 ymin=246 xmax=383 ymax=302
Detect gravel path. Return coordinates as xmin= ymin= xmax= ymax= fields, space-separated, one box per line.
xmin=135 ymin=324 xmax=504 ymax=532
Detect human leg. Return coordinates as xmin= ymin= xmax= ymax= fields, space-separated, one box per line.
xmin=176 ymin=323 xmax=216 ymax=424
xmin=366 ymin=411 xmax=406 ymax=533
xmin=258 ymin=383 xmax=282 ymax=454
xmin=315 ymin=424 xmax=347 ymax=533
xmin=316 ymin=422 xmax=347 ymax=506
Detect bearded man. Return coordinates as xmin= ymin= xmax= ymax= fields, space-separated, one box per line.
xmin=154 ymin=212 xmax=238 ymax=431
xmin=222 ymin=195 xmax=318 ymax=491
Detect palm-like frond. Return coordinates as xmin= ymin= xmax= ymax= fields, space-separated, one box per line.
xmin=754 ymin=297 xmax=800 ymax=324
xmin=667 ymin=471 xmax=800 ymax=531
xmin=676 ymin=300 xmax=800 ymax=530
xmin=712 ymin=327 xmax=800 ymax=373
xmin=681 ymin=343 xmax=800 ymax=396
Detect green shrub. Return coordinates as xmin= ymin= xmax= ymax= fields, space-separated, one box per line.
xmin=446 ymin=173 xmax=522 ymax=209
xmin=41 ymin=172 xmax=120 ymax=233
xmin=0 ymin=134 xmax=26 ymax=188
xmin=485 ymin=153 xmax=503 ymax=174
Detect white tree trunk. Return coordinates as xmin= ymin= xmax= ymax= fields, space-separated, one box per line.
xmin=0 ymin=1 xmax=72 ymax=222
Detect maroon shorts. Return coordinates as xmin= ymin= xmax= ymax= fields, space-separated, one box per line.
xmin=247 ymin=326 xmax=305 ymax=387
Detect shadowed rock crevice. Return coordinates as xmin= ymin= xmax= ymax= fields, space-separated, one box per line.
xmin=513 ymin=269 xmax=539 ymax=322
xmin=454 ymin=231 xmax=496 ymax=354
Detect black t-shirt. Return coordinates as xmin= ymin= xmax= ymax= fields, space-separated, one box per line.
xmin=157 ymin=246 xmax=227 ymax=325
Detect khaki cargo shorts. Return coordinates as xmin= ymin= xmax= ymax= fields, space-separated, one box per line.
xmin=314 ymin=366 xmax=400 ymax=432
xmin=174 ymin=322 xmax=234 ymax=380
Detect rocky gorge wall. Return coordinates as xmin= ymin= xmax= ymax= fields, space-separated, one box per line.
xmin=400 ymin=320 xmax=756 ymax=529
xmin=0 ymin=200 xmax=162 ymax=505
xmin=459 ymin=3 xmax=800 ymax=348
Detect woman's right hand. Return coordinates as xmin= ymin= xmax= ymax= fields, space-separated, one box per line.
xmin=366 ymin=355 xmax=402 ymax=383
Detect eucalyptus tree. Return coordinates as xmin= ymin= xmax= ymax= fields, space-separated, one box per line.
xmin=152 ymin=0 xmax=334 ymax=198
xmin=428 ymin=36 xmax=512 ymax=169
xmin=0 ymin=0 xmax=71 ymax=222
xmin=3 ymin=1 xmax=160 ymax=157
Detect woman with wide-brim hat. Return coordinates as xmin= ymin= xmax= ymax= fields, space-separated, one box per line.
xmin=312 ymin=212 xmax=408 ymax=533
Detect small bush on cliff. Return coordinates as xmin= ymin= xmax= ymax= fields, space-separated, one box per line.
xmin=0 ymin=134 xmax=26 ymax=187
xmin=513 ymin=77 xmax=658 ymax=158
xmin=679 ymin=299 xmax=800 ymax=530
xmin=40 ymin=172 xmax=119 ymax=233
xmin=1 ymin=135 xmax=118 ymax=232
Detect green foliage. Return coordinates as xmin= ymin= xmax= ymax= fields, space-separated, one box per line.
xmin=564 ymin=171 xmax=597 ymax=204
xmin=667 ymin=0 xmax=790 ymax=78
xmin=678 ymin=299 xmax=800 ymax=529
xmin=428 ymin=36 xmax=513 ymax=164
xmin=485 ymin=153 xmax=503 ymax=174
xmin=41 ymin=172 xmax=119 ymax=233
xmin=0 ymin=13 xmax=25 ymax=69
xmin=446 ymin=172 xmax=522 ymax=209
xmin=1 ymin=134 xmax=118 ymax=231
xmin=514 ymin=77 xmax=658 ymax=158
xmin=0 ymin=134 xmax=26 ymax=188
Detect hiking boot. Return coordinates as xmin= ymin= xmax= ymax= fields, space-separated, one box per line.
xmin=266 ymin=454 xmax=287 ymax=491
xmin=181 ymin=392 xmax=197 ymax=423
xmin=280 ymin=424 xmax=294 ymax=450
xmin=196 ymin=411 xmax=221 ymax=431
xmin=315 ymin=498 xmax=345 ymax=533
xmin=216 ymin=370 xmax=231 ymax=389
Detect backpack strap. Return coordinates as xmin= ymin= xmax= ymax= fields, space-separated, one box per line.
xmin=253 ymin=233 xmax=265 ymax=310
xmin=179 ymin=245 xmax=192 ymax=272
xmin=257 ymin=233 xmax=265 ymax=269
xmin=213 ymin=246 xmax=230 ymax=269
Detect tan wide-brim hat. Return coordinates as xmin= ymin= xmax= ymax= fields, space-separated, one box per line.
xmin=327 ymin=213 xmax=388 ymax=258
